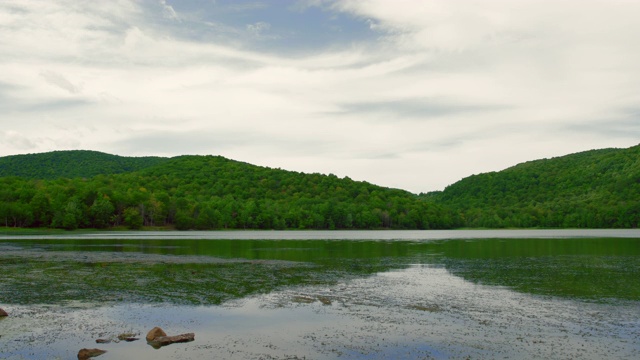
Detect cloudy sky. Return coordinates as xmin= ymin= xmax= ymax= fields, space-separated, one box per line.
xmin=1 ymin=0 xmax=639 ymax=193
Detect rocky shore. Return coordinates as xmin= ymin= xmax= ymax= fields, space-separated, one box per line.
xmin=76 ymin=327 xmax=195 ymax=359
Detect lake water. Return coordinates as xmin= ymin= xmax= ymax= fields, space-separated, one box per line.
xmin=1 ymin=230 xmax=639 ymax=359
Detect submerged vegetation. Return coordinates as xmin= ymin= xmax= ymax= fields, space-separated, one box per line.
xmin=3 ymin=236 xmax=638 ymax=360
xmin=0 ymin=239 xmax=418 ymax=305
xmin=1 ymin=144 xmax=640 ymax=230
xmin=441 ymin=237 xmax=640 ymax=301
xmin=2 ymin=238 xmax=639 ymax=305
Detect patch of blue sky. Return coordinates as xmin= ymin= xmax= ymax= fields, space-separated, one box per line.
xmin=162 ymin=0 xmax=378 ymax=53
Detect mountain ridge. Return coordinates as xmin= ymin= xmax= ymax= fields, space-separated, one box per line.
xmin=0 ymin=150 xmax=455 ymax=230
xmin=0 ymin=150 xmax=168 ymax=179
xmin=1 ymin=144 xmax=639 ymax=230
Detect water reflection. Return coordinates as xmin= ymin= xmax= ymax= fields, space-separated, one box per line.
xmin=2 ymin=237 xmax=639 ymax=304
xmin=438 ymin=238 xmax=640 ymax=301
xmin=1 ymin=236 xmax=639 ymax=359
xmin=2 ymin=265 xmax=638 ymax=360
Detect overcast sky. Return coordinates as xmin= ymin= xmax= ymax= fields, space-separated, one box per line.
xmin=1 ymin=0 xmax=639 ymax=193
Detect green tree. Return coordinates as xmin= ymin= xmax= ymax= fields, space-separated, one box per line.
xmin=90 ymin=196 xmax=115 ymax=228
xmin=59 ymin=198 xmax=82 ymax=230
xmin=29 ymin=191 xmax=51 ymax=227
xmin=123 ymin=207 xmax=143 ymax=229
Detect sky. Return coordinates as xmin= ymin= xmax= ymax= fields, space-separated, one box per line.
xmin=1 ymin=0 xmax=639 ymax=193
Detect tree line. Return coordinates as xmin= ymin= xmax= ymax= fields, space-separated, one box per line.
xmin=429 ymin=145 xmax=640 ymax=228
xmin=2 ymin=145 xmax=640 ymax=231
xmin=0 ymin=155 xmax=458 ymax=230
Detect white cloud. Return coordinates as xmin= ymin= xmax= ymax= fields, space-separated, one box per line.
xmin=247 ymin=21 xmax=271 ymax=35
xmin=0 ymin=0 xmax=639 ymax=192
xmin=39 ymin=70 xmax=82 ymax=94
xmin=160 ymin=0 xmax=179 ymax=20
xmin=0 ymin=130 xmax=38 ymax=150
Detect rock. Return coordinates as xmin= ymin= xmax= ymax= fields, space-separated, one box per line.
xmin=77 ymin=348 xmax=106 ymax=359
xmin=146 ymin=327 xmax=167 ymax=342
xmin=408 ymin=304 xmax=441 ymax=312
xmin=117 ymin=333 xmax=139 ymax=342
xmin=148 ymin=333 xmax=195 ymax=349
xmin=292 ymin=295 xmax=315 ymax=304
xmin=317 ymin=296 xmax=332 ymax=305
xmin=0 ymin=308 xmax=8 ymax=317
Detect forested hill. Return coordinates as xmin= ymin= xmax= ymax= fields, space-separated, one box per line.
xmin=0 ymin=152 xmax=456 ymax=230
xmin=431 ymin=144 xmax=640 ymax=228
xmin=3 ymin=145 xmax=639 ymax=231
xmin=0 ymin=150 xmax=168 ymax=179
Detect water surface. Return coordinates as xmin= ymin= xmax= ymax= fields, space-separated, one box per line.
xmin=1 ymin=230 xmax=639 ymax=359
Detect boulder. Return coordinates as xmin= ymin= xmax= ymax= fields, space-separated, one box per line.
xmin=77 ymin=348 xmax=106 ymax=359
xmin=145 ymin=327 xmax=167 ymax=342
xmin=148 ymin=333 xmax=195 ymax=348
xmin=0 ymin=308 xmax=8 ymax=317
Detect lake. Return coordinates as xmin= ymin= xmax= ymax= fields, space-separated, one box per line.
xmin=1 ymin=230 xmax=639 ymax=359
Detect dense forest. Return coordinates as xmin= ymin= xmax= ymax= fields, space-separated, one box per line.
xmin=429 ymin=144 xmax=640 ymax=228
xmin=0 ymin=150 xmax=167 ymax=179
xmin=0 ymin=151 xmax=457 ymax=230
xmin=1 ymin=145 xmax=639 ymax=230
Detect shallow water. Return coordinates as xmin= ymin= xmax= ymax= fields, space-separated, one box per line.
xmin=1 ymin=231 xmax=639 ymax=359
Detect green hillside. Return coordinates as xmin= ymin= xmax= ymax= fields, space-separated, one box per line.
xmin=2 ymin=145 xmax=639 ymax=231
xmin=431 ymin=144 xmax=640 ymax=228
xmin=0 ymin=150 xmax=168 ymax=179
xmin=0 ymin=152 xmax=455 ymax=230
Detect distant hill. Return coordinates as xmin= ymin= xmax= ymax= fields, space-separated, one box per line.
xmin=0 ymin=151 xmax=455 ymax=230
xmin=2 ymin=145 xmax=639 ymax=230
xmin=0 ymin=150 xmax=168 ymax=179
xmin=430 ymin=144 xmax=640 ymax=228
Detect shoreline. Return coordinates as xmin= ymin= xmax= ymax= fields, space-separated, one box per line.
xmin=2 ymin=228 xmax=640 ymax=240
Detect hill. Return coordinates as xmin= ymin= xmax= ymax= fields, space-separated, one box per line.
xmin=0 ymin=152 xmax=456 ymax=230
xmin=3 ymin=145 xmax=639 ymax=231
xmin=430 ymin=144 xmax=640 ymax=228
xmin=0 ymin=150 xmax=168 ymax=179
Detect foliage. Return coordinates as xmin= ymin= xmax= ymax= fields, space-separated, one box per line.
xmin=430 ymin=144 xmax=640 ymax=228
xmin=3 ymin=144 xmax=640 ymax=230
xmin=0 ymin=152 xmax=456 ymax=230
xmin=0 ymin=150 xmax=167 ymax=179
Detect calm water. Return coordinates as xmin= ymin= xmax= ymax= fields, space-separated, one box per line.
xmin=1 ymin=230 xmax=639 ymax=359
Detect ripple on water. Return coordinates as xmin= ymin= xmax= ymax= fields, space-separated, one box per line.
xmin=3 ymin=265 xmax=638 ymax=359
